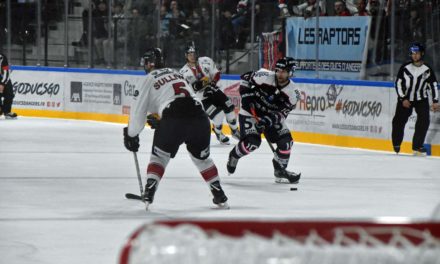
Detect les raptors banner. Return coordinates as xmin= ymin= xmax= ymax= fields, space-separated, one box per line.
xmin=286 ymin=16 xmax=371 ymax=79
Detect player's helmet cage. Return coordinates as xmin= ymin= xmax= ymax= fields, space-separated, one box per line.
xmin=409 ymin=42 xmax=425 ymax=57
xmin=275 ymin=57 xmax=296 ymax=77
xmin=140 ymin=48 xmax=164 ymax=68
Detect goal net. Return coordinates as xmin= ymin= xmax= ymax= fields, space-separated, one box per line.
xmin=119 ymin=220 xmax=440 ymax=264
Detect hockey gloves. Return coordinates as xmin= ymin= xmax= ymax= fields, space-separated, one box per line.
xmin=255 ymin=112 xmax=283 ymax=134
xmin=192 ymin=76 xmax=211 ymax=92
xmin=192 ymin=80 xmax=203 ymax=92
xmin=123 ymin=127 xmax=139 ymax=152
xmin=146 ymin=114 xmax=160 ymax=129
xmin=255 ymin=116 xmax=271 ymax=133
xmin=203 ymin=85 xmax=218 ymax=97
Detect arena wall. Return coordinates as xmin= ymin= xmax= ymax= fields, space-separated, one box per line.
xmin=10 ymin=66 xmax=440 ymax=156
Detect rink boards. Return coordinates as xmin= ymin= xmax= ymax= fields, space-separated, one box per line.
xmin=10 ymin=66 xmax=440 ymax=156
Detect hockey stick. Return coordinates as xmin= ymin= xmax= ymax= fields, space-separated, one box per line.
xmin=125 ymin=152 xmax=145 ymax=202
xmin=250 ymin=107 xmax=279 ymax=155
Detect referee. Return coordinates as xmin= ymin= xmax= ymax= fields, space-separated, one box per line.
xmin=391 ymin=42 xmax=439 ymax=155
xmin=0 ymin=52 xmax=18 ymax=119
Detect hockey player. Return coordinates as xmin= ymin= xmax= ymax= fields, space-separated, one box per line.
xmin=0 ymin=53 xmax=18 ymax=119
xmin=123 ymin=48 xmax=229 ymax=209
xmin=179 ymin=44 xmax=240 ymax=145
xmin=392 ymin=42 xmax=439 ymax=155
xmin=226 ymin=57 xmax=301 ymax=184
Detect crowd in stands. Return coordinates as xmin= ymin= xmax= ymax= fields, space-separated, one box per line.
xmin=1 ymin=0 xmax=439 ymax=71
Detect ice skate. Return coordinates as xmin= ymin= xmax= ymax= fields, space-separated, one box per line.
xmin=393 ymin=145 xmax=400 ymax=154
xmin=144 ymin=179 xmax=158 ymax=210
xmin=273 ymin=160 xmax=300 ymax=184
xmin=4 ymin=112 xmax=17 ymax=119
xmin=226 ymin=151 xmax=239 ymax=175
xmin=413 ymin=147 xmax=427 ymax=156
xmin=210 ymin=181 xmax=229 ymax=209
xmin=274 ymin=169 xmax=301 ymax=184
xmin=213 ymin=127 xmax=230 ymax=145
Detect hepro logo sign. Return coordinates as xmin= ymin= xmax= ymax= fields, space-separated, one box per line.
xmin=71 ymin=82 xmax=82 ymax=103
xmin=297 ymin=84 xmax=344 ymax=116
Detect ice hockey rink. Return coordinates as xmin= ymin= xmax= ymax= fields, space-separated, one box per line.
xmin=1 ymin=117 xmax=439 ymax=264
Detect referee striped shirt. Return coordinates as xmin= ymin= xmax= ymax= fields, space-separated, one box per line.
xmin=0 ymin=53 xmax=11 ymax=85
xmin=395 ymin=61 xmax=439 ymax=103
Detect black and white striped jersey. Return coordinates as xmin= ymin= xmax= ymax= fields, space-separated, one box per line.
xmin=0 ymin=53 xmax=12 ymax=85
xmin=395 ymin=61 xmax=439 ymax=103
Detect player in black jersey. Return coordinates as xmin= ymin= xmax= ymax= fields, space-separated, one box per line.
xmin=226 ymin=57 xmax=301 ymax=183
xmin=391 ymin=42 xmax=439 ymax=155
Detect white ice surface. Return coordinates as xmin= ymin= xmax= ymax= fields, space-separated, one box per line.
xmin=1 ymin=117 xmax=439 ymax=264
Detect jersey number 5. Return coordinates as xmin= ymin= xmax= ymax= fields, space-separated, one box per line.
xmin=172 ymin=82 xmax=190 ymax=97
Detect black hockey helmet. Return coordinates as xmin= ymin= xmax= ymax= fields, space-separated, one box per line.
xmin=409 ymin=42 xmax=425 ymax=56
xmin=185 ymin=45 xmax=197 ymax=54
xmin=140 ymin=48 xmax=164 ymax=68
xmin=185 ymin=42 xmax=198 ymax=57
xmin=275 ymin=57 xmax=296 ymax=76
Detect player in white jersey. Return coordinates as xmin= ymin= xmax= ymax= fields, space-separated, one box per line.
xmin=227 ymin=57 xmax=302 ymax=184
xmin=123 ymin=48 xmax=228 ymax=209
xmin=179 ymin=44 xmax=240 ymax=145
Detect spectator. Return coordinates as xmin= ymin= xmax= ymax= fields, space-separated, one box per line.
xmin=72 ymin=0 xmax=95 ymax=47
xmin=127 ymin=7 xmax=151 ymax=67
xmin=408 ymin=6 xmax=425 ymax=43
xmin=103 ymin=2 xmax=127 ymax=66
xmin=278 ymin=0 xmax=291 ymax=17
xmin=334 ymin=0 xmax=352 ymax=16
xmin=255 ymin=0 xmax=276 ymax=34
xmin=92 ymin=0 xmax=109 ymax=65
xmin=168 ymin=0 xmax=186 ymax=38
xmin=232 ymin=0 xmax=252 ymax=49
xmin=160 ymin=4 xmax=171 ymax=37
xmin=293 ymin=0 xmax=325 ymax=18
xmin=355 ymin=0 xmax=369 ymax=16
xmin=218 ymin=9 xmax=235 ymax=51
xmin=366 ymin=0 xmax=388 ymax=65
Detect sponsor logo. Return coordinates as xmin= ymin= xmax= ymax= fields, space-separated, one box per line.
xmin=113 ymin=84 xmax=121 ymax=105
xmin=123 ymin=80 xmax=137 ymax=96
xmin=13 ymin=100 xmax=45 ymax=106
xmin=71 ymin=82 xmax=82 ymax=103
xmin=298 ymin=91 xmax=328 ymax=116
xmin=297 ymin=27 xmax=361 ymax=45
xmin=326 ymin=84 xmax=343 ymax=108
xmin=341 ymin=100 xmax=382 ymax=118
xmin=12 ymin=81 xmax=60 ymax=97
xmin=122 ymin=105 xmax=130 ymax=115
xmin=297 ymin=84 xmax=343 ymax=116
xmin=295 ymin=60 xmax=362 ymax=72
xmin=46 ymin=101 xmax=61 ymax=108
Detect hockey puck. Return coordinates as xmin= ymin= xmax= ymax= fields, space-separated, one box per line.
xmin=290 ymin=187 xmax=298 ymax=191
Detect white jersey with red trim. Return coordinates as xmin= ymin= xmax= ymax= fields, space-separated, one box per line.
xmin=127 ymin=68 xmax=200 ymax=137
xmin=179 ymin=56 xmax=220 ymax=100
